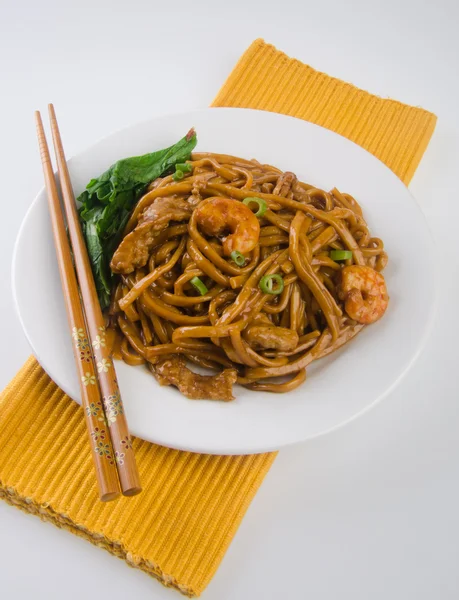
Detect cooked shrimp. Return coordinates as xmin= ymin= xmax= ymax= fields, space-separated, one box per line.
xmin=339 ymin=265 xmax=388 ymax=324
xmin=194 ymin=197 xmax=260 ymax=256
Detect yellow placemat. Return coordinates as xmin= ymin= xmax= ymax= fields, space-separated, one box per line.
xmin=213 ymin=39 xmax=436 ymax=185
xmin=0 ymin=39 xmax=436 ymax=597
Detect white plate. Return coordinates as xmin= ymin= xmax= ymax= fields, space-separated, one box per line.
xmin=12 ymin=108 xmax=436 ymax=455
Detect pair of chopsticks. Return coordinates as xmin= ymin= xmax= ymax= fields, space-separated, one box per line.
xmin=35 ymin=105 xmax=141 ymax=501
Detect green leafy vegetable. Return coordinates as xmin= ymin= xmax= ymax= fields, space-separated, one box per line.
xmin=78 ymin=129 xmax=197 ymax=309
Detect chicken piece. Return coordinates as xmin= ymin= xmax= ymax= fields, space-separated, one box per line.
xmin=189 ymin=172 xmax=217 ymax=206
xmin=152 ymin=355 xmax=237 ymax=401
xmin=244 ymin=323 xmax=299 ymax=352
xmin=273 ymin=171 xmax=297 ymax=197
xmin=147 ymin=177 xmax=166 ymax=192
xmin=111 ymin=197 xmax=192 ymax=274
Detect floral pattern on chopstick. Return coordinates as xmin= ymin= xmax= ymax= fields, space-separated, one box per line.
xmin=90 ymin=427 xmax=106 ymax=442
xmin=121 ymin=436 xmax=133 ymax=451
xmin=92 ymin=335 xmax=106 ymax=350
xmin=102 ymin=391 xmax=124 ymax=425
xmin=94 ymin=441 xmax=111 ymax=457
xmin=72 ymin=327 xmax=90 ymax=352
xmin=85 ymin=402 xmax=108 ymax=427
xmin=72 ymin=327 xmax=85 ymax=341
xmin=86 ymin=402 xmax=100 ymax=417
xmin=73 ymin=324 xmax=111 ymax=380
xmin=72 ymin=326 xmax=93 ymax=367
xmin=75 ymin=323 xmax=123 ymax=465
xmin=97 ymin=358 xmax=111 ymax=373
xmin=115 ymin=450 xmax=125 ymax=465
xmin=74 ymin=324 xmax=120 ymax=469
xmin=97 ymin=412 xmax=109 ymax=427
xmin=94 ymin=440 xmax=114 ymax=464
xmin=80 ymin=348 xmax=92 ymax=363
xmin=81 ymin=372 xmax=96 ymax=386
xmin=93 ymin=326 xmax=107 ymax=350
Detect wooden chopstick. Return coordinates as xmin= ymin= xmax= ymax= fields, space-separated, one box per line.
xmin=35 ymin=111 xmax=120 ymax=502
xmin=47 ymin=104 xmax=142 ymax=497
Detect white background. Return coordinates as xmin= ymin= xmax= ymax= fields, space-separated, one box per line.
xmin=1 ymin=0 xmax=458 ymax=598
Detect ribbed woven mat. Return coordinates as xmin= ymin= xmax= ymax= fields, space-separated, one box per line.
xmin=213 ymin=39 xmax=436 ymax=184
xmin=0 ymin=39 xmax=436 ymax=597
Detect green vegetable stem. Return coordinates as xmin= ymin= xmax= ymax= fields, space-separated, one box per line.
xmin=259 ymin=274 xmax=284 ymax=295
xmin=242 ymin=197 xmax=267 ymax=218
xmin=190 ymin=276 xmax=208 ymax=296
xmin=329 ymin=250 xmax=353 ymax=261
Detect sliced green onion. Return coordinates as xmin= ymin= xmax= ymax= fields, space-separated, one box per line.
xmin=172 ymin=162 xmax=192 ymax=181
xmin=330 ymin=250 xmax=353 ymax=261
xmin=190 ymin=276 xmax=208 ymax=295
xmin=230 ymin=250 xmax=246 ymax=266
xmin=175 ymin=162 xmax=193 ymax=173
xmin=243 ymin=196 xmax=267 ymax=218
xmin=259 ymin=274 xmax=284 ymax=295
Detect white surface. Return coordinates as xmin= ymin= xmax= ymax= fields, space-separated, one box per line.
xmin=1 ymin=0 xmax=458 ymax=598
xmin=13 ymin=107 xmax=436 ymax=454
